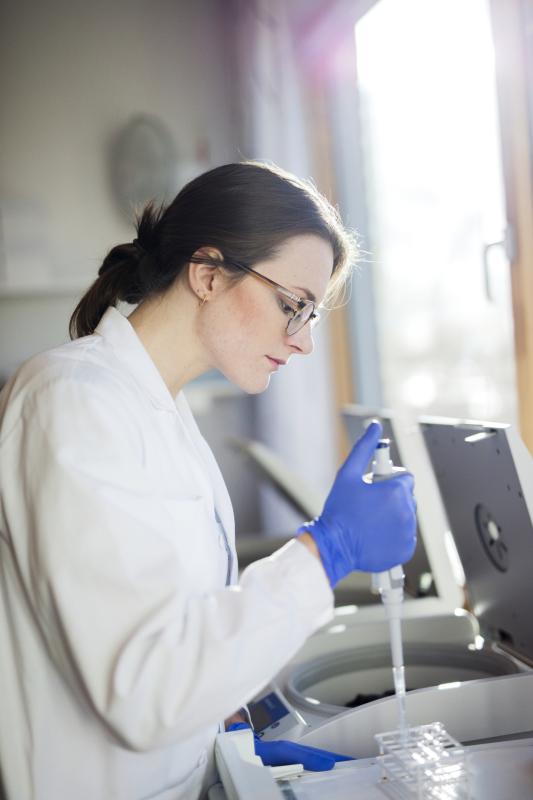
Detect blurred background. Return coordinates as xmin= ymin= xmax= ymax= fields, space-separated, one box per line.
xmin=2 ymin=0 xmax=533 ymax=591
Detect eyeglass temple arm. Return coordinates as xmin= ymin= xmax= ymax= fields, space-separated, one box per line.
xmin=193 ymin=255 xmax=309 ymax=309
xmin=228 ymin=260 xmax=307 ymax=306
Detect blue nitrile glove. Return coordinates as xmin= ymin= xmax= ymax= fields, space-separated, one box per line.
xmin=298 ymin=420 xmax=417 ymax=587
xmin=226 ymin=722 xmax=352 ymax=771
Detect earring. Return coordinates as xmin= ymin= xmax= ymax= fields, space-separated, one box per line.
xmin=199 ymin=293 xmax=208 ymax=307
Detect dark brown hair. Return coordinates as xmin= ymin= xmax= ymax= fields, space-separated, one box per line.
xmin=69 ymin=161 xmax=356 ymax=339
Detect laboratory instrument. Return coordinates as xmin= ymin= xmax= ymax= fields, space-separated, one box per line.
xmin=368 ymin=438 xmax=409 ymax=736
xmin=248 ymin=409 xmax=511 ymax=742
xmin=212 ymin=416 xmax=533 ymax=799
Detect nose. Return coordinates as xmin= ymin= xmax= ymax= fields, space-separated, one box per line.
xmin=288 ymin=322 xmax=314 ymax=356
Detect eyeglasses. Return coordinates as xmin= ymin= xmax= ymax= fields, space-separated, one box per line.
xmin=222 ymin=259 xmax=320 ymax=336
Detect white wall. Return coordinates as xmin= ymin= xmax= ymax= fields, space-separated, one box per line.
xmin=0 ymin=0 xmax=238 ymax=381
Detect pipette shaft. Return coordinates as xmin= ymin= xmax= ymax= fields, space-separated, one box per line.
xmin=370 ymin=439 xmax=409 ymax=735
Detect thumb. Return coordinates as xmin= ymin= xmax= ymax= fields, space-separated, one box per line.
xmin=297 ymin=749 xmax=335 ymax=771
xmin=341 ymin=419 xmax=383 ymax=479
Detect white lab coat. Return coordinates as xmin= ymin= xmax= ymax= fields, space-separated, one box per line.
xmin=0 ymin=307 xmax=334 ymax=800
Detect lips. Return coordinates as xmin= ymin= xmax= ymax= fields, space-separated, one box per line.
xmin=266 ymin=356 xmax=287 ymax=366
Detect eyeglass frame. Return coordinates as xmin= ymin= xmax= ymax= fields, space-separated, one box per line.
xmin=190 ymin=254 xmax=319 ymax=335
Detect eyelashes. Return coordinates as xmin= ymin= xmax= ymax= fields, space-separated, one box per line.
xmin=277 ymin=297 xmax=297 ymax=318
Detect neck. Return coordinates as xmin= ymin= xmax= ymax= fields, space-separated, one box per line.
xmin=128 ymin=287 xmax=210 ymax=397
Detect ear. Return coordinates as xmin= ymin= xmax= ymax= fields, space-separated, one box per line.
xmin=187 ymin=247 xmax=225 ymax=302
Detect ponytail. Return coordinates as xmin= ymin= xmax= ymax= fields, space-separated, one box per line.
xmin=69 ymin=203 xmax=164 ymax=339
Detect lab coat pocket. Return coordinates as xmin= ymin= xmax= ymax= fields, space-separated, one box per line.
xmin=159 ymin=494 xmax=223 ymax=590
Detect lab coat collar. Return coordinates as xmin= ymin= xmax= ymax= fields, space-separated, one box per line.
xmin=95 ymin=307 xmax=236 ymax=563
xmin=95 ymin=307 xmax=178 ymax=412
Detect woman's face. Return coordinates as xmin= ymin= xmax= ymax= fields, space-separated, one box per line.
xmin=198 ymin=234 xmax=334 ymax=393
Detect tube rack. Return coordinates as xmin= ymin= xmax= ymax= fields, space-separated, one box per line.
xmin=375 ymin=722 xmax=470 ymax=799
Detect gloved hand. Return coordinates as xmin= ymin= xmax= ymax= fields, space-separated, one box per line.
xmin=298 ymin=420 xmax=417 ymax=587
xmin=226 ymin=722 xmax=352 ymax=771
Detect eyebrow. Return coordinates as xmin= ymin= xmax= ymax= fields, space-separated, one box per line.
xmin=293 ymin=286 xmax=316 ymax=303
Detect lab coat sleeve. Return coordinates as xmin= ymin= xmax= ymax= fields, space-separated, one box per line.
xmin=4 ymin=375 xmax=334 ymax=751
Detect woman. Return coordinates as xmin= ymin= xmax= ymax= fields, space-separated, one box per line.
xmin=0 ymin=162 xmax=416 ymax=799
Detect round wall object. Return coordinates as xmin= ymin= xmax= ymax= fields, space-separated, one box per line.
xmin=109 ymin=113 xmax=178 ymax=217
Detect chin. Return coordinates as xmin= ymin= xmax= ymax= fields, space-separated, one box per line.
xmin=223 ymin=368 xmax=271 ymax=394
xmin=241 ymin=375 xmax=271 ymax=394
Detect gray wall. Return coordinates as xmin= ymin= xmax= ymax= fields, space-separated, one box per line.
xmin=0 ymin=0 xmax=266 ymax=535
xmin=0 ymin=0 xmax=238 ymax=379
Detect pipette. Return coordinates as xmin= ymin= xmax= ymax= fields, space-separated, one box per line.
xmin=369 ymin=439 xmax=408 ymax=736
xmin=369 ymin=444 xmax=470 ymax=795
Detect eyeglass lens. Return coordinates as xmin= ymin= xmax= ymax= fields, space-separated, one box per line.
xmin=287 ymin=304 xmax=314 ymax=335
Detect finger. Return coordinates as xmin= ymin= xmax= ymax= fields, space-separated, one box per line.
xmin=298 ymin=750 xmax=336 ymax=771
xmin=340 ymin=419 xmax=383 ymax=479
xmin=389 ymin=471 xmax=414 ymax=493
xmin=397 ymin=476 xmax=416 ymax=507
xmin=306 ymin=746 xmax=354 ymax=762
xmin=297 ymin=745 xmax=354 ymax=770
